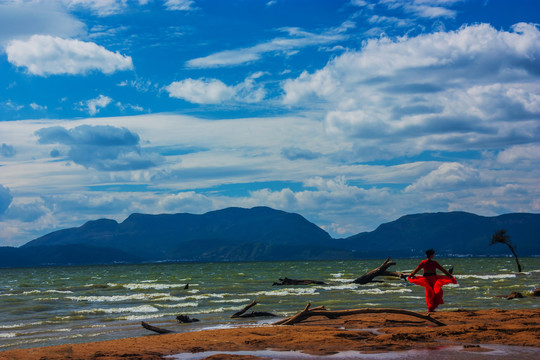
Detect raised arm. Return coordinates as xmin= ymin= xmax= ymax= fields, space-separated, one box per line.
xmin=435 ymin=261 xmax=454 ymax=277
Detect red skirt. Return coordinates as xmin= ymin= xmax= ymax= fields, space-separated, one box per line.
xmin=408 ymin=275 xmax=457 ymax=311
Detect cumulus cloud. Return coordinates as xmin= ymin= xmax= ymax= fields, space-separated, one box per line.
xmin=0 ymin=185 xmax=13 ymax=215
xmin=79 ymin=95 xmax=112 ymax=115
xmin=1 ymin=143 xmax=16 ymax=157
xmin=165 ymin=74 xmax=266 ymax=104
xmin=186 ymin=24 xmax=350 ymax=68
xmin=166 ymin=78 xmax=236 ymax=104
xmin=282 ymin=23 xmax=540 ymax=157
xmin=6 ymin=35 xmax=133 ymax=76
xmin=158 ymin=191 xmax=214 ymax=213
xmin=405 ymin=163 xmax=485 ymax=192
xmin=35 ymin=125 xmax=163 ymax=171
xmin=497 ymin=144 xmax=540 ymax=164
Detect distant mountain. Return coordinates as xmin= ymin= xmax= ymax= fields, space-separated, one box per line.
xmin=339 ymin=212 xmax=540 ymax=257
xmin=18 ymin=207 xmax=343 ymax=264
xmin=0 ymin=207 xmax=538 ymax=268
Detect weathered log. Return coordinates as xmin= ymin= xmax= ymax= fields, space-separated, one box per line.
xmin=141 ymin=321 xmax=174 ymax=334
xmin=273 ymin=277 xmax=326 ymax=286
xmin=352 ymin=257 xmax=397 ymax=284
xmin=381 ymin=270 xmax=408 ymax=280
xmin=506 ymin=292 xmax=524 ymax=300
xmin=273 ymin=304 xmax=447 ymax=327
xmin=176 ymin=314 xmax=199 ymax=323
xmin=231 ymin=300 xmax=276 ymax=318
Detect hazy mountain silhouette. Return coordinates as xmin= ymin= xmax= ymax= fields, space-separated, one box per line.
xmin=1 ymin=207 xmax=538 ymax=267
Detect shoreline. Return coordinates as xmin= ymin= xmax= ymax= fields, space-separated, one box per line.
xmin=1 ymin=308 xmax=538 ymax=360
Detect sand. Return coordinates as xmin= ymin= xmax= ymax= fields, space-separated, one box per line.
xmin=1 ymin=309 xmax=538 ymax=360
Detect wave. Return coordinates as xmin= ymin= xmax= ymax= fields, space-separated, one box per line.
xmin=76 ymin=305 xmax=159 ymax=314
xmin=210 ymin=298 xmax=252 ymax=304
xmin=115 ymin=283 xmax=192 ymax=290
xmin=353 ymin=288 xmax=412 ymax=295
xmin=66 ymin=293 xmax=174 ymax=302
xmin=155 ymin=302 xmax=199 ymax=308
xmin=455 ymin=274 xmax=516 ymax=280
xmin=248 ymin=288 xmax=319 ymax=297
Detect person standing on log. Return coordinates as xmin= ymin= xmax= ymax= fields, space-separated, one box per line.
xmin=408 ymin=249 xmax=456 ymax=313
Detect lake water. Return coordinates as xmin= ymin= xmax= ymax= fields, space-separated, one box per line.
xmin=1 ymin=257 xmax=539 ymax=351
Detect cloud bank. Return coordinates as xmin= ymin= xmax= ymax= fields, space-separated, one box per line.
xmin=35 ymin=125 xmax=163 ymax=171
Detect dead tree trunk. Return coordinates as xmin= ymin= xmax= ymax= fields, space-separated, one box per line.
xmin=273 ymin=277 xmax=326 ymax=286
xmin=353 ymin=257 xmax=398 ymax=284
xmin=273 ymin=304 xmax=446 ymax=327
xmin=231 ymin=300 xmax=276 ymax=318
xmin=141 ymin=321 xmax=174 ymax=334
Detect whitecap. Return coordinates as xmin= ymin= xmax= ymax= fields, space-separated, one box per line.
xmin=77 ymin=305 xmax=159 ymax=314
xmin=455 ymin=274 xmax=516 ymax=280
xmin=0 ymin=333 xmax=17 ymax=338
xmin=248 ymin=288 xmax=319 ymax=296
xmin=353 ymin=288 xmax=412 ymax=295
xmin=156 ymin=302 xmax=199 ymax=308
xmin=211 ymin=298 xmax=252 ymax=304
xmin=67 ymin=293 xmax=172 ymax=302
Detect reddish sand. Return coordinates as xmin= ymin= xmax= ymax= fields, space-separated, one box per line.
xmin=1 ymin=309 xmax=538 ymax=360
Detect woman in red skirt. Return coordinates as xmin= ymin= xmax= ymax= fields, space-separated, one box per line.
xmin=408 ymin=249 xmax=456 ymax=312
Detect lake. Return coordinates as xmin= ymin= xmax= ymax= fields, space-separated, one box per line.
xmin=1 ymin=257 xmax=538 ymax=351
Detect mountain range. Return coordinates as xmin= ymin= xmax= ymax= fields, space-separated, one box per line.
xmin=1 ymin=207 xmax=538 ymax=267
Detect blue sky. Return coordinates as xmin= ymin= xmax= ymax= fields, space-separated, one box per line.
xmin=0 ymin=0 xmax=539 ymax=246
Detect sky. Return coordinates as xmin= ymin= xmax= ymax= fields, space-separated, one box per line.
xmin=0 ymin=0 xmax=539 ymax=247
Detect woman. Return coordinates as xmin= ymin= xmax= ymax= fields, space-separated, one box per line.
xmin=408 ymin=249 xmax=456 ymax=312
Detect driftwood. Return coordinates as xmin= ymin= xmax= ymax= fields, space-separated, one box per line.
xmin=273 ymin=304 xmax=447 ymax=326
xmin=141 ymin=321 xmax=174 ymax=334
xmin=353 ymin=257 xmax=399 ymax=284
xmin=176 ymin=314 xmax=199 ymax=323
xmin=273 ymin=277 xmax=326 ymax=286
xmin=231 ymin=300 xmax=276 ymax=318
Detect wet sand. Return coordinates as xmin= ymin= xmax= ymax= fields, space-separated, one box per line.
xmin=1 ymin=309 xmax=538 ymax=360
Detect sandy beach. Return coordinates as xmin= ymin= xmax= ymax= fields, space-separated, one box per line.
xmin=1 ymin=308 xmax=538 ymax=360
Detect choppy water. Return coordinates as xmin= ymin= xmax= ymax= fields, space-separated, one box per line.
xmin=1 ymin=257 xmax=538 ymax=351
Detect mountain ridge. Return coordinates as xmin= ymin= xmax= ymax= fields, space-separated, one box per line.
xmin=1 ymin=207 xmax=538 ymax=267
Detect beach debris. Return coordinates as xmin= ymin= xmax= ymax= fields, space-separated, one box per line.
xmin=273 ymin=303 xmax=447 ymax=327
xmin=352 ymin=257 xmax=407 ymax=284
xmin=184 ymin=283 xmax=189 ymax=289
xmin=231 ymin=300 xmax=276 ymax=318
xmin=272 ymin=277 xmax=326 ymax=286
xmin=141 ymin=321 xmax=174 ymax=334
xmin=506 ymin=291 xmax=524 ymax=300
xmin=176 ymin=314 xmax=200 ymax=323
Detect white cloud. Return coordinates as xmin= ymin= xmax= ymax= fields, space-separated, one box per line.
xmin=63 ymin=0 xmax=128 ymax=16
xmin=186 ymin=24 xmax=349 ymax=68
xmin=6 ymin=35 xmax=133 ymax=76
xmin=79 ymin=95 xmax=112 ymax=115
xmin=282 ymin=23 xmax=540 ymax=157
xmin=30 ymin=102 xmax=47 ymax=111
xmin=405 ymin=163 xmax=485 ymax=192
xmin=0 ymin=1 xmax=85 ymax=47
xmin=364 ymin=0 xmax=462 ymax=19
xmin=164 ymin=0 xmax=196 ymax=11
xmin=497 ymin=144 xmax=540 ymax=164
xmin=166 ymin=78 xmax=236 ymax=104
xmin=165 ymin=75 xmax=266 ymax=104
